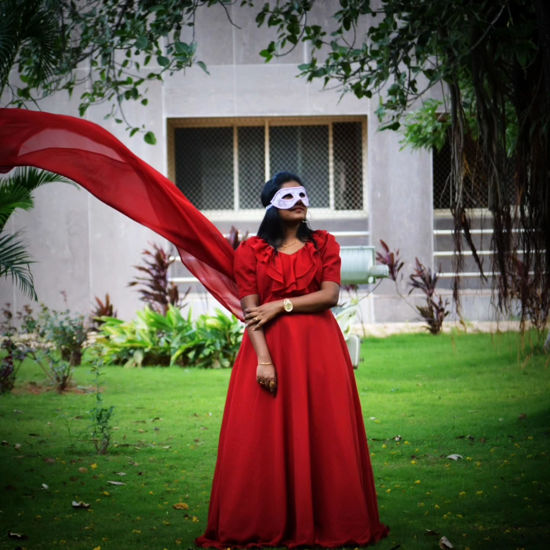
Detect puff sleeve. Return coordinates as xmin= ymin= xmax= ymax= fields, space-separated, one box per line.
xmin=320 ymin=232 xmax=341 ymax=285
xmin=234 ymin=240 xmax=259 ymax=299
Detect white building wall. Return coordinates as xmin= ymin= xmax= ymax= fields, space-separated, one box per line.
xmin=1 ymin=1 xmax=442 ymax=323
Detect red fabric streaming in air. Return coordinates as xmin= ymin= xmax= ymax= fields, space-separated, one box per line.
xmin=0 ymin=108 xmax=243 ymax=320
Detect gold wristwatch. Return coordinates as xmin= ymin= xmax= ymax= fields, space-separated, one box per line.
xmin=283 ymin=298 xmax=294 ymax=313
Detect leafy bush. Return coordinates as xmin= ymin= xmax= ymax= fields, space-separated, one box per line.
xmin=41 ymin=306 xmax=88 ymax=366
xmin=0 ymin=302 xmax=87 ymax=391
xmin=96 ymin=306 xmax=195 ymax=367
xmin=0 ymin=338 xmax=20 ymax=393
xmin=188 ymin=310 xmax=244 ymax=369
xmin=28 ymin=348 xmax=74 ymax=392
xmin=95 ymin=306 xmax=243 ymax=368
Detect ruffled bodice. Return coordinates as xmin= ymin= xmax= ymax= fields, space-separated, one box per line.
xmin=233 ymin=230 xmax=341 ymax=302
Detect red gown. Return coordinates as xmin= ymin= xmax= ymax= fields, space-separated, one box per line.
xmin=0 ymin=109 xmax=387 ymax=547
xmin=196 ymin=231 xmax=388 ymax=548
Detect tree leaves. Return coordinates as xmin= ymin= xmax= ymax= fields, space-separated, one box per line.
xmin=2 ymin=1 xmax=209 ymax=139
xmin=143 ymin=131 xmax=157 ymax=145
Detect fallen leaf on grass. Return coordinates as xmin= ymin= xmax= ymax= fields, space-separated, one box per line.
xmin=115 ymin=472 xmax=127 ymax=476
xmin=107 ymin=481 xmax=125 ymax=486
xmin=446 ymin=454 xmax=463 ymax=461
xmin=41 ymin=483 xmax=49 ymax=490
xmin=424 ymin=529 xmax=439 ymax=536
xmin=173 ymin=502 xmax=190 ymax=510
xmin=439 ymin=535 xmax=453 ymax=548
xmin=8 ymin=532 xmax=28 ymax=540
xmin=72 ymin=500 xmax=91 ymax=509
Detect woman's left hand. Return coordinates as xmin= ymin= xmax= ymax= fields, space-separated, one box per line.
xmin=244 ymin=301 xmax=283 ymax=330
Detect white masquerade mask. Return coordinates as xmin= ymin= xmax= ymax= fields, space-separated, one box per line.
xmin=267 ymin=186 xmax=309 ymax=210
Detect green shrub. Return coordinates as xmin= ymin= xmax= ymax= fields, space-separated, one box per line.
xmin=41 ymin=306 xmax=88 ymax=365
xmin=95 ymin=306 xmax=243 ymax=368
xmin=30 ymin=348 xmax=74 ymax=392
xmin=189 ymin=309 xmax=244 ymax=369
xmin=0 ymin=338 xmax=19 ymax=393
xmin=96 ymin=306 xmax=194 ymax=367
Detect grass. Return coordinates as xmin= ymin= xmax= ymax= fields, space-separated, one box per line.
xmin=1 ymin=330 xmax=549 ymax=550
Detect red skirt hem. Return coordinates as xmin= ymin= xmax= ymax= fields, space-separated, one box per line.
xmin=195 ymin=525 xmax=390 ymax=548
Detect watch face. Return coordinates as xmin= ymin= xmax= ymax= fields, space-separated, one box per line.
xmin=284 ymin=299 xmax=293 ymax=312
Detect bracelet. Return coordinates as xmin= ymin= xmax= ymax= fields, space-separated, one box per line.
xmin=258 ymin=361 xmax=273 ymax=366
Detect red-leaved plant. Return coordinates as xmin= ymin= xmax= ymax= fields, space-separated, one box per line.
xmin=227 ymin=225 xmax=249 ymax=250
xmin=408 ymin=258 xmax=450 ymax=334
xmin=376 ymin=240 xmax=405 ymax=282
xmin=128 ymin=243 xmax=189 ymax=315
xmin=376 ymin=240 xmax=450 ymax=334
xmin=90 ymin=293 xmax=117 ymax=329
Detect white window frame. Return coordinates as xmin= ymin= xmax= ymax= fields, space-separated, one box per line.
xmin=167 ymin=115 xmax=368 ymax=221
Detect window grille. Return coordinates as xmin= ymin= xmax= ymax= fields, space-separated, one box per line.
xmin=269 ymin=125 xmax=330 ymax=208
xmin=171 ymin=117 xmax=365 ymax=213
xmin=433 ymin=131 xmax=515 ymax=210
xmin=174 ymin=127 xmax=234 ymax=210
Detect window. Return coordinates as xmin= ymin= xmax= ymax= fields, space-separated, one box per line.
xmin=169 ymin=117 xmax=365 ymax=214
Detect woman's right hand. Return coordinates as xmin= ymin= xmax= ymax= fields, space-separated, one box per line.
xmin=256 ymin=362 xmax=277 ymax=396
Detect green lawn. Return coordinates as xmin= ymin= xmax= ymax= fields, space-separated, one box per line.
xmin=1 ymin=331 xmax=549 ymax=550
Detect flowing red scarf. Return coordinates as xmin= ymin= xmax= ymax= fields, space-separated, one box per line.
xmin=0 ymin=108 xmax=243 ymax=320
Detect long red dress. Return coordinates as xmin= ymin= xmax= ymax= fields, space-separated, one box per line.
xmin=0 ymin=109 xmax=387 ymax=547
xmin=196 ymin=231 xmax=388 ymax=548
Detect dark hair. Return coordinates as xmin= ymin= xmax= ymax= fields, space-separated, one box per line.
xmin=257 ymin=171 xmax=315 ymax=250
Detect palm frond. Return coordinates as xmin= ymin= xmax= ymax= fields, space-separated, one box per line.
xmin=20 ymin=0 xmax=62 ymax=85
xmin=4 ymin=166 xmax=72 ymax=193
xmin=0 ymin=0 xmax=62 ymax=96
xmin=0 ymin=230 xmax=37 ymax=300
xmin=0 ymin=167 xmax=74 ymax=231
xmin=0 ymin=184 xmax=34 ymax=231
xmin=0 ymin=0 xmax=20 ymax=95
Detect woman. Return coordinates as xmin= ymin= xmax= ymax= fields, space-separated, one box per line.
xmin=0 ymin=111 xmax=387 ymax=547
xmin=196 ymin=172 xmax=388 ymax=548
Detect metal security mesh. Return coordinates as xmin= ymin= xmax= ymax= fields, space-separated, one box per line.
xmin=174 ymin=127 xmax=234 ymax=210
xmin=238 ymin=126 xmax=265 ymax=209
xmin=433 ymin=133 xmax=515 ymax=209
xmin=333 ymin=122 xmax=363 ymax=210
xmin=270 ymin=125 xmax=330 ymax=208
xmin=173 ymin=119 xmax=365 ymax=211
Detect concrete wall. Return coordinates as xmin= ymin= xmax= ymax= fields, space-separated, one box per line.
xmin=0 ymin=1 xmax=464 ymax=324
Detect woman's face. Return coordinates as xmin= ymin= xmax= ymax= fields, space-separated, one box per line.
xmin=277 ymin=180 xmax=308 ymax=224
